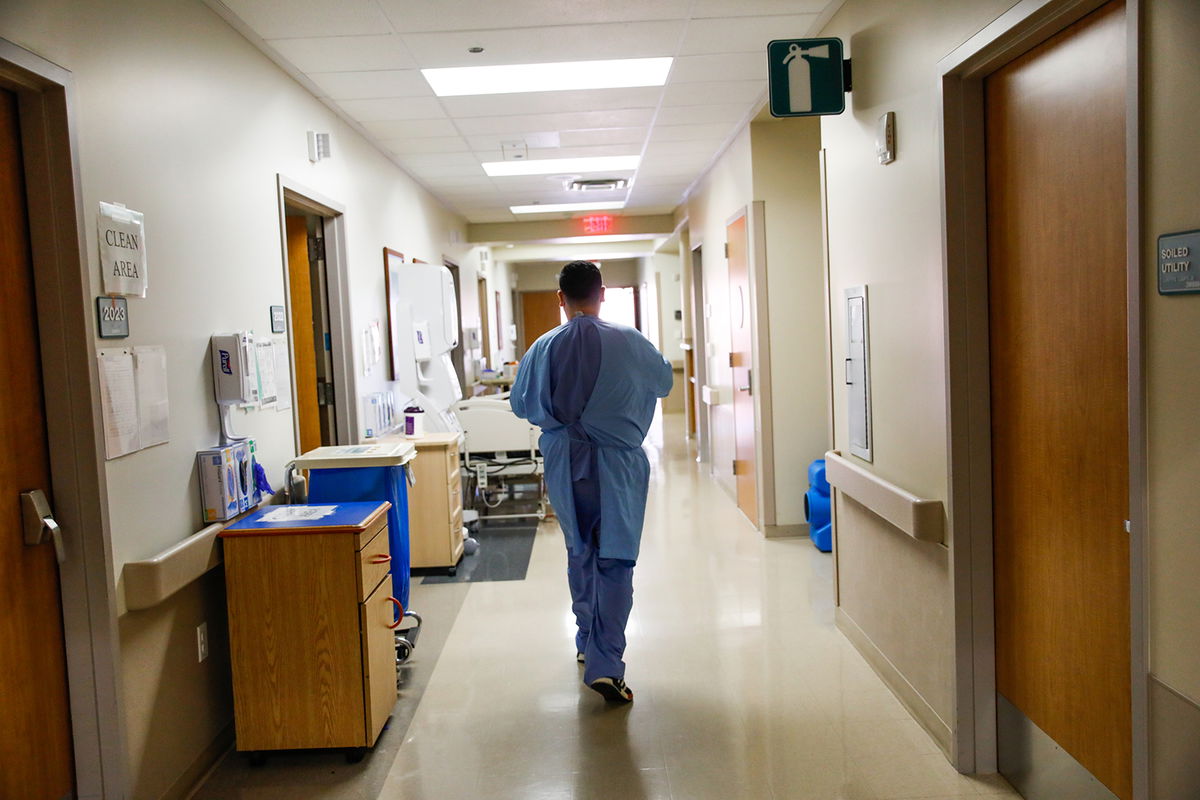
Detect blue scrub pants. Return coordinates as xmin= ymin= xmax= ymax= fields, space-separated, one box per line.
xmin=567 ymin=477 xmax=635 ymax=685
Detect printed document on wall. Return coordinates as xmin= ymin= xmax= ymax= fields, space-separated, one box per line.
xmin=133 ymin=345 xmax=169 ymax=447
xmin=98 ymin=349 xmax=139 ymax=458
xmin=255 ymin=338 xmax=278 ymax=406
xmin=272 ymin=335 xmax=292 ymax=411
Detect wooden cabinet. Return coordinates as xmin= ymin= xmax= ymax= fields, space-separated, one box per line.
xmin=406 ymin=433 xmax=464 ymax=570
xmin=220 ymin=502 xmax=397 ymax=755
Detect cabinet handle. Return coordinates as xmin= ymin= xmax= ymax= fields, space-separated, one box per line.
xmin=386 ymin=597 xmax=404 ymax=629
xmin=369 ymin=554 xmax=392 ymax=564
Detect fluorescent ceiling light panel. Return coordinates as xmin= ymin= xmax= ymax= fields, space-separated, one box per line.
xmin=483 ymin=155 xmax=640 ymax=177
xmin=422 ymin=57 xmax=673 ymax=97
xmin=510 ymin=201 xmax=626 ymax=215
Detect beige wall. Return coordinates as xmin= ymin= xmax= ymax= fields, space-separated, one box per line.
xmin=513 ymin=258 xmax=640 ymax=293
xmin=818 ymin=0 xmax=1017 ymax=740
xmin=1145 ymin=0 xmax=1200 ymax=744
xmin=1 ymin=0 xmax=473 ymax=796
xmin=682 ymin=114 xmax=827 ymax=527
xmin=684 ymin=127 xmax=754 ymax=498
xmin=750 ymin=117 xmax=827 ymax=527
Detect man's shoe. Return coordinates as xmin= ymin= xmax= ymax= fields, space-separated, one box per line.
xmin=589 ymin=677 xmax=633 ymax=704
xmin=576 ymin=652 xmax=586 ymax=665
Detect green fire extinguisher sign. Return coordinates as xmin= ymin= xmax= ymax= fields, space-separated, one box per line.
xmin=767 ymin=38 xmax=849 ymax=117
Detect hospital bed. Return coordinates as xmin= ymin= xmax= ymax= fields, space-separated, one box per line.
xmin=452 ymin=394 xmax=547 ymax=522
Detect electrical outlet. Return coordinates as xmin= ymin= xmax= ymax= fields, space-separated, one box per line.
xmin=196 ymin=622 xmax=209 ymax=663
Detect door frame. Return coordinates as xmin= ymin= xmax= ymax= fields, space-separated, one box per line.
xmin=688 ymin=237 xmax=713 ymax=465
xmin=937 ymin=0 xmax=1145 ymax=793
xmin=275 ymin=176 xmax=357 ymax=446
xmin=0 ymin=38 xmax=128 ymax=800
xmin=726 ymin=203 xmax=777 ymax=530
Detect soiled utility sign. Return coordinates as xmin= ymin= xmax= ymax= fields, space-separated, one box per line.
xmin=98 ymin=201 xmax=148 ymax=297
xmin=1158 ymin=229 xmax=1200 ymax=295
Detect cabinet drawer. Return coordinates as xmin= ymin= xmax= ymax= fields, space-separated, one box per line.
xmin=356 ymin=527 xmax=391 ymax=602
xmin=359 ymin=582 xmax=398 ymax=746
xmin=448 ymin=481 xmax=462 ymax=517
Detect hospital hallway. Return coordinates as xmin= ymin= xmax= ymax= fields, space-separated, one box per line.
xmin=194 ymin=413 xmax=1020 ymax=800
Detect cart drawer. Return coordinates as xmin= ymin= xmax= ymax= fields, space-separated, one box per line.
xmin=356 ymin=526 xmax=391 ymax=602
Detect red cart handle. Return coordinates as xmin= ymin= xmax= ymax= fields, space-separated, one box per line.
xmin=386 ymin=597 xmax=404 ymax=629
xmin=369 ymin=554 xmax=392 ymax=564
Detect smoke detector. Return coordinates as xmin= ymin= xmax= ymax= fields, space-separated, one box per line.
xmin=566 ymin=178 xmax=628 ymax=192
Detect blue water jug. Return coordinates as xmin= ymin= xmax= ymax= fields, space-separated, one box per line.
xmin=804 ymin=458 xmax=832 ymax=552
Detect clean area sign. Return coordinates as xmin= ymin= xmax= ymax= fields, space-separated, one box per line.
xmin=768 ymin=38 xmax=847 ymax=117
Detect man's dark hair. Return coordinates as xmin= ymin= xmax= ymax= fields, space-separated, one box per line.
xmin=558 ymin=260 xmax=603 ymax=303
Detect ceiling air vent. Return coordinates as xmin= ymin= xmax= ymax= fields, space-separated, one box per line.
xmin=567 ymin=178 xmax=628 ymax=192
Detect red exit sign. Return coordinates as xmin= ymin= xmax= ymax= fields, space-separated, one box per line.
xmin=581 ymin=214 xmax=614 ymax=235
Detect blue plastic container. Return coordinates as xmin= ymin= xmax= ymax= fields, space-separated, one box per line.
xmin=307 ymin=465 xmax=411 ymax=611
xmin=804 ymin=458 xmax=832 ymax=552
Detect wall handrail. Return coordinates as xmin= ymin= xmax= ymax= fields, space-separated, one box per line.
xmin=121 ymin=523 xmax=224 ymax=612
xmin=824 ymin=450 xmax=945 ymax=544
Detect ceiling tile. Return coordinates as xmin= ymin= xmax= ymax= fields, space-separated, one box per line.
xmin=267 ymin=35 xmax=417 ymax=72
xmin=624 ymin=203 xmax=678 ymax=215
xmin=559 ymin=127 xmax=648 ymax=147
xmin=662 ymin=80 xmax=763 ymax=107
xmin=669 ymin=52 xmax=768 ymax=83
xmin=406 ymin=162 xmax=488 ymax=178
xmin=517 ymin=144 xmax=643 ymax=160
xmin=400 ymin=21 xmax=685 ymax=68
xmin=336 ymin=96 xmax=446 ymax=121
xmin=681 ymin=14 xmax=818 ymax=55
xmin=378 ymin=0 xmax=689 ymax=33
xmin=655 ymin=103 xmax=754 ymax=126
xmin=396 ymin=152 xmax=482 ymax=169
xmin=458 ymin=209 xmax=518 ymax=223
xmin=440 ymin=87 xmax=662 ymax=119
xmin=454 ymin=109 xmax=655 ymax=136
xmin=644 ymin=140 xmax=720 ymax=159
xmin=219 ymin=0 xmax=392 ymax=38
xmin=384 ymin=136 xmax=472 ymax=155
xmin=308 ymin=69 xmax=432 ymax=100
xmin=419 ymin=176 xmax=497 ymax=190
xmin=649 ymin=122 xmax=736 ymax=142
xmin=366 ymin=118 xmax=459 ymax=139
xmin=690 ymin=0 xmax=829 ymax=18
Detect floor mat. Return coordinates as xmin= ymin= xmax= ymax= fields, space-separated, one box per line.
xmin=420 ymin=522 xmax=537 ymax=584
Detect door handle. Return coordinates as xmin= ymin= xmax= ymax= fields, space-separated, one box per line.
xmin=22 ymin=489 xmax=66 ymax=564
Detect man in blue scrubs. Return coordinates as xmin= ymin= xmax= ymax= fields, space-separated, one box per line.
xmin=510 ymin=261 xmax=673 ymax=704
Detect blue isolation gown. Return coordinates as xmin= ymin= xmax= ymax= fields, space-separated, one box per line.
xmin=510 ymin=314 xmax=672 ymax=682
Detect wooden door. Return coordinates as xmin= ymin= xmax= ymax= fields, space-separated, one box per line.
xmin=987 ymin=3 xmax=1130 ymax=797
xmin=520 ymin=291 xmax=563 ymax=353
xmin=0 ymin=86 xmax=75 ymax=799
xmin=286 ymin=215 xmax=322 ymax=454
xmin=726 ymin=215 xmax=757 ymax=525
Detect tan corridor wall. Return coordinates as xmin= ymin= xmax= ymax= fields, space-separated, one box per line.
xmin=0 ymin=0 xmax=477 ymax=796
xmin=1144 ymin=0 xmax=1200 ymax=795
xmin=818 ymin=0 xmax=1017 ymax=751
xmin=684 ymin=127 xmax=754 ymax=500
xmin=750 ymin=116 xmax=827 ymax=529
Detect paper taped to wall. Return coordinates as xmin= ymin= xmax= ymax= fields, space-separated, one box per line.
xmin=98 ymin=349 xmax=139 ymax=458
xmin=98 ymin=345 xmax=171 ymax=458
xmin=133 ymin=345 xmax=169 ymax=447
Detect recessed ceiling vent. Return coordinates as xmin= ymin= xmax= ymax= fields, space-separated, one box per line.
xmin=567 ymin=178 xmax=628 ymax=192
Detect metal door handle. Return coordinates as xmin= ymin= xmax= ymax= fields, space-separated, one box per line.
xmin=22 ymin=489 xmax=66 ymax=564
xmin=738 ymin=385 xmax=751 ymax=392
